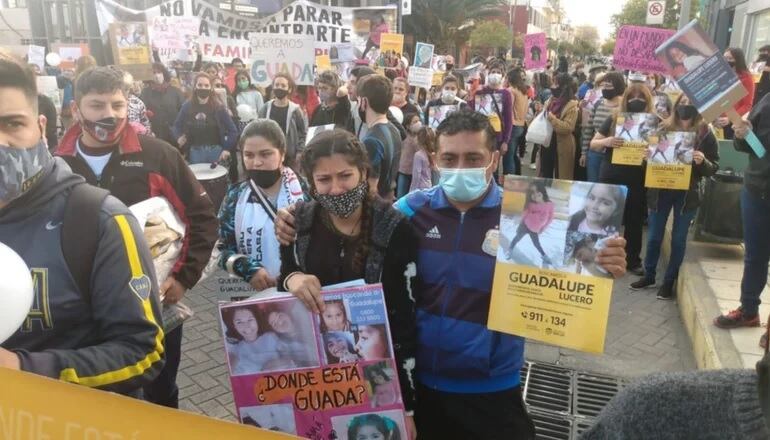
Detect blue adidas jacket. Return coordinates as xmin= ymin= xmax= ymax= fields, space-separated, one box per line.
xmin=395 ymin=184 xmax=525 ymax=393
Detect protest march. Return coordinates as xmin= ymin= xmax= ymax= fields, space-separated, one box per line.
xmin=2 ymin=0 xmax=770 ymax=438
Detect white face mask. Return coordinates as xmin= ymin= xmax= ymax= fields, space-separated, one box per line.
xmin=487 ymin=73 xmax=503 ymax=87
xmin=154 ymin=73 xmax=165 ymax=84
xmin=441 ymin=90 xmax=456 ymax=104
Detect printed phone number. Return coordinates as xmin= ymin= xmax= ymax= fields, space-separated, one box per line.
xmin=520 ymin=311 xmax=566 ymax=327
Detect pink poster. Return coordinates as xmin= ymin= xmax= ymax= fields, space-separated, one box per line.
xmin=524 ymin=33 xmax=547 ymax=71
xmin=219 ymin=284 xmax=408 ymax=440
xmin=613 ymin=25 xmax=676 ymax=74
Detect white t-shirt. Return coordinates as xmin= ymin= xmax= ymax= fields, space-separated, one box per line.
xmin=76 ymin=140 xmax=113 ymax=180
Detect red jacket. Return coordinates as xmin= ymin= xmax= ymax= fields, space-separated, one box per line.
xmin=56 ymin=123 xmax=218 ymax=289
xmin=735 ymin=70 xmax=756 ymax=116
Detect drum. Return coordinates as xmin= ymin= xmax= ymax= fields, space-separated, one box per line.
xmin=189 ymin=163 xmax=229 ymax=210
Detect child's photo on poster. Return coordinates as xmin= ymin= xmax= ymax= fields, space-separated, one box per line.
xmin=364 ymin=361 xmax=402 ymax=408
xmin=331 ymin=410 xmax=407 ymax=440
xmin=239 ymin=403 xmax=297 ymax=434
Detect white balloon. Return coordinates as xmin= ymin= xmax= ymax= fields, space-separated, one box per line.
xmin=0 ymin=242 xmax=34 ymax=344
xmin=45 ymin=52 xmax=61 ymax=67
xmin=388 ymin=106 xmax=404 ymax=125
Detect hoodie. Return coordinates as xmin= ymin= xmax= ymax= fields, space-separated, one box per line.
xmin=0 ymin=159 xmax=165 ymax=395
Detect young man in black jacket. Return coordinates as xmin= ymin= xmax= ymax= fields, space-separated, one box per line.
xmin=0 ymin=50 xmax=165 ymax=396
xmin=57 ymin=66 xmax=219 ymax=408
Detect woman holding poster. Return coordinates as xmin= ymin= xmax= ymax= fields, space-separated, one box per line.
xmin=589 ymin=83 xmax=659 ymax=275
xmin=172 ymin=72 xmax=238 ymax=164
xmin=277 ymin=129 xmax=417 ymax=438
xmin=631 ymin=95 xmax=719 ymax=299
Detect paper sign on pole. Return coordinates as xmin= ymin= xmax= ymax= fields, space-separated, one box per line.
xmin=611 ymin=113 xmax=660 ymax=166
xmin=149 ymin=16 xmax=200 ymax=50
xmin=27 ymin=45 xmax=45 ymax=72
xmin=408 ymin=66 xmax=433 ymax=89
xmin=613 ymin=25 xmax=675 ymax=74
xmin=644 ymin=131 xmax=694 ymax=190
xmin=219 ymin=284 xmax=410 ymax=438
xmin=109 ymin=22 xmax=153 ymax=80
xmin=524 ymin=33 xmax=547 ymax=71
xmin=488 ymin=176 xmax=627 ymax=353
xmin=646 ymin=0 xmax=666 ymax=25
xmin=413 ymin=42 xmax=434 ymax=69
xmin=0 ymin=368 xmax=297 ymax=439
xmin=379 ymin=33 xmax=405 ymax=56
xmin=250 ymin=33 xmax=316 ymax=87
xmin=654 ymin=20 xmax=765 ymax=157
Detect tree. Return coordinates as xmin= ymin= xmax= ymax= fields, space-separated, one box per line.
xmin=574 ymin=25 xmax=600 ymax=48
xmin=572 ymin=38 xmax=598 ymax=59
xmin=610 ymin=0 xmax=700 ymax=36
xmin=601 ymin=39 xmax=616 ymax=56
xmin=403 ymin=0 xmax=507 ymax=55
xmin=469 ymin=21 xmax=513 ymax=56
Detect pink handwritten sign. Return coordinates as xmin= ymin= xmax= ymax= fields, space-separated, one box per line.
xmin=613 ymin=25 xmax=676 ymax=74
xmin=524 ymin=33 xmax=547 ymax=71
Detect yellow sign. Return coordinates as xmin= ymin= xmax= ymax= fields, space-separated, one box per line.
xmin=379 ymin=33 xmax=404 ymax=55
xmin=117 ymin=47 xmax=150 ymax=65
xmin=488 ymin=263 xmax=614 ymax=353
xmin=645 ymin=163 xmax=692 ymax=190
xmin=431 ymin=71 xmax=445 ymax=86
xmin=0 ymin=368 xmax=297 ymax=439
xmin=611 ymin=145 xmax=647 ymax=165
xmin=488 ymin=113 xmax=503 ymax=132
xmin=315 ymin=54 xmax=332 ymax=72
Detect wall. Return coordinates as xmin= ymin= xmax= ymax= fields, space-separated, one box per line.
xmin=0 ymin=7 xmax=32 ymax=45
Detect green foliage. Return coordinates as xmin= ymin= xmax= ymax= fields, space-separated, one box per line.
xmin=403 ymin=0 xmax=507 ymax=54
xmin=601 ymin=39 xmax=616 ymax=56
xmin=469 ymin=21 xmax=513 ymax=51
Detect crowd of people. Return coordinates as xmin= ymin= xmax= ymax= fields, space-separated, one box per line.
xmin=0 ymin=32 xmax=769 ymax=439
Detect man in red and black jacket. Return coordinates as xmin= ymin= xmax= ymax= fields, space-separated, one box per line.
xmin=56 ymin=66 xmax=218 ymax=408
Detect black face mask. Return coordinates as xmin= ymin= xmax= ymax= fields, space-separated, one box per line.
xmin=627 ymin=99 xmax=647 ymax=113
xmin=601 ymin=89 xmax=618 ymax=100
xmin=676 ymin=105 xmax=698 ymax=121
xmin=551 ymin=86 xmax=562 ymax=97
xmin=446 ymin=63 xmax=454 ymax=71
xmin=248 ymin=168 xmax=281 ymax=188
xmin=273 ymin=88 xmax=289 ymax=100
xmin=195 ymin=89 xmax=211 ymax=100
xmin=727 ymin=61 xmax=736 ymax=68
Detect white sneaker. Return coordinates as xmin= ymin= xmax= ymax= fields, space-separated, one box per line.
xmin=529 ymin=163 xmax=537 ymax=170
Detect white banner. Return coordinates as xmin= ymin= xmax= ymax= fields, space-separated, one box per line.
xmin=408 ymin=66 xmax=433 ymax=90
xmin=250 ymin=33 xmax=315 ymax=87
xmin=95 ymin=0 xmax=396 ymax=63
xmin=200 ymin=35 xmax=252 ymax=63
xmin=149 ymin=16 xmax=200 ymax=50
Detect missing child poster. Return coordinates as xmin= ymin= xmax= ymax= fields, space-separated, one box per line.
xmin=219 ymin=284 xmax=408 ymax=439
xmin=488 ymin=176 xmax=627 ymax=353
xmin=611 ymin=112 xmax=659 ymax=166
xmin=645 ymin=131 xmax=695 ymax=190
xmin=427 ymin=104 xmax=458 ymax=129
xmin=109 ymin=22 xmax=153 ymax=80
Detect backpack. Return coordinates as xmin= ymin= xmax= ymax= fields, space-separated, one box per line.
xmin=61 ymin=184 xmax=110 ymax=300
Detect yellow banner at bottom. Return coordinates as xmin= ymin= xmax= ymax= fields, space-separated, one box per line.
xmin=0 ymin=369 xmax=297 ymax=439
xmin=488 ymin=263 xmax=614 ymax=353
xmin=611 ymin=143 xmax=646 ymax=166
xmin=645 ymin=163 xmax=692 ymax=190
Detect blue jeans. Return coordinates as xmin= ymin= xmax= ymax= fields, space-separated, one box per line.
xmin=586 ymin=150 xmax=604 ymax=182
xmin=188 ymin=144 xmax=223 ymax=164
xmin=503 ymin=126 xmax=525 ymax=176
xmin=739 ymin=187 xmax=770 ymax=315
xmin=643 ymin=191 xmax=697 ymax=285
xmin=396 ymin=173 xmax=412 ymax=199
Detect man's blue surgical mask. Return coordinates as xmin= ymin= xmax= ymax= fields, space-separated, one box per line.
xmin=439 ymin=162 xmax=492 ymax=202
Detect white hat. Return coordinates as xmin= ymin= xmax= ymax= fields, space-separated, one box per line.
xmin=628 ymin=71 xmax=647 ymax=82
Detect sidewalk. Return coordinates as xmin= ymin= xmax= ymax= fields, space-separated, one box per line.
xmin=672 ymin=238 xmax=770 ymax=369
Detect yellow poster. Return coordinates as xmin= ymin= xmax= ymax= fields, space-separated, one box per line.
xmin=644 ymin=131 xmax=696 ymax=190
xmin=611 ymin=112 xmax=659 ymax=166
xmin=315 ymin=54 xmax=332 ymax=72
xmin=488 ymin=176 xmax=627 ymax=353
xmin=109 ymin=22 xmax=153 ymax=80
xmin=431 ymin=71 xmax=445 ymax=86
xmin=379 ymin=33 xmax=404 ymax=56
xmin=0 ymin=368 xmax=297 ymax=439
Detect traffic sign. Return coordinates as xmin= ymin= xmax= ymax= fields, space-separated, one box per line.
xmin=646 ymin=0 xmax=665 ymax=25
xmin=402 ymin=0 xmax=411 ymax=15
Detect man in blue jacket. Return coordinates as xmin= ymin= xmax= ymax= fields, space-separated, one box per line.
xmin=395 ymin=110 xmax=628 ymax=439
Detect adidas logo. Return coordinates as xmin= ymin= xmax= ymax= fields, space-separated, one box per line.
xmin=426 ymin=226 xmax=442 ymax=239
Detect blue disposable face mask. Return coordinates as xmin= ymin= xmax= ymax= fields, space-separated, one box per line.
xmin=439 ymin=161 xmax=492 ymax=203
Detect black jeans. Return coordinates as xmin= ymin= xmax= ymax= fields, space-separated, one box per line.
xmin=509 ymin=222 xmax=546 ymax=256
xmin=143 ymin=325 xmax=183 ymax=408
xmin=416 ymin=383 xmax=536 ymax=440
xmin=539 ymin=136 xmax=558 ymax=179
xmin=601 ymin=173 xmax=645 ymax=267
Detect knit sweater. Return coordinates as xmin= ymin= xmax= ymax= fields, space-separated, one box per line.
xmin=581 ymin=99 xmax=616 ymax=156
xmin=581 ymin=369 xmax=770 ymax=440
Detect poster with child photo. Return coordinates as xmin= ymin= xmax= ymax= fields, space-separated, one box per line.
xmin=489 ymin=176 xmax=627 ymax=353
xmin=219 ymin=284 xmax=407 ymax=438
xmin=645 ymin=131 xmax=696 ymax=190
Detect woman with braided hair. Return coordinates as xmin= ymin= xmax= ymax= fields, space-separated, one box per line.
xmin=277 ymin=128 xmax=419 ymax=439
